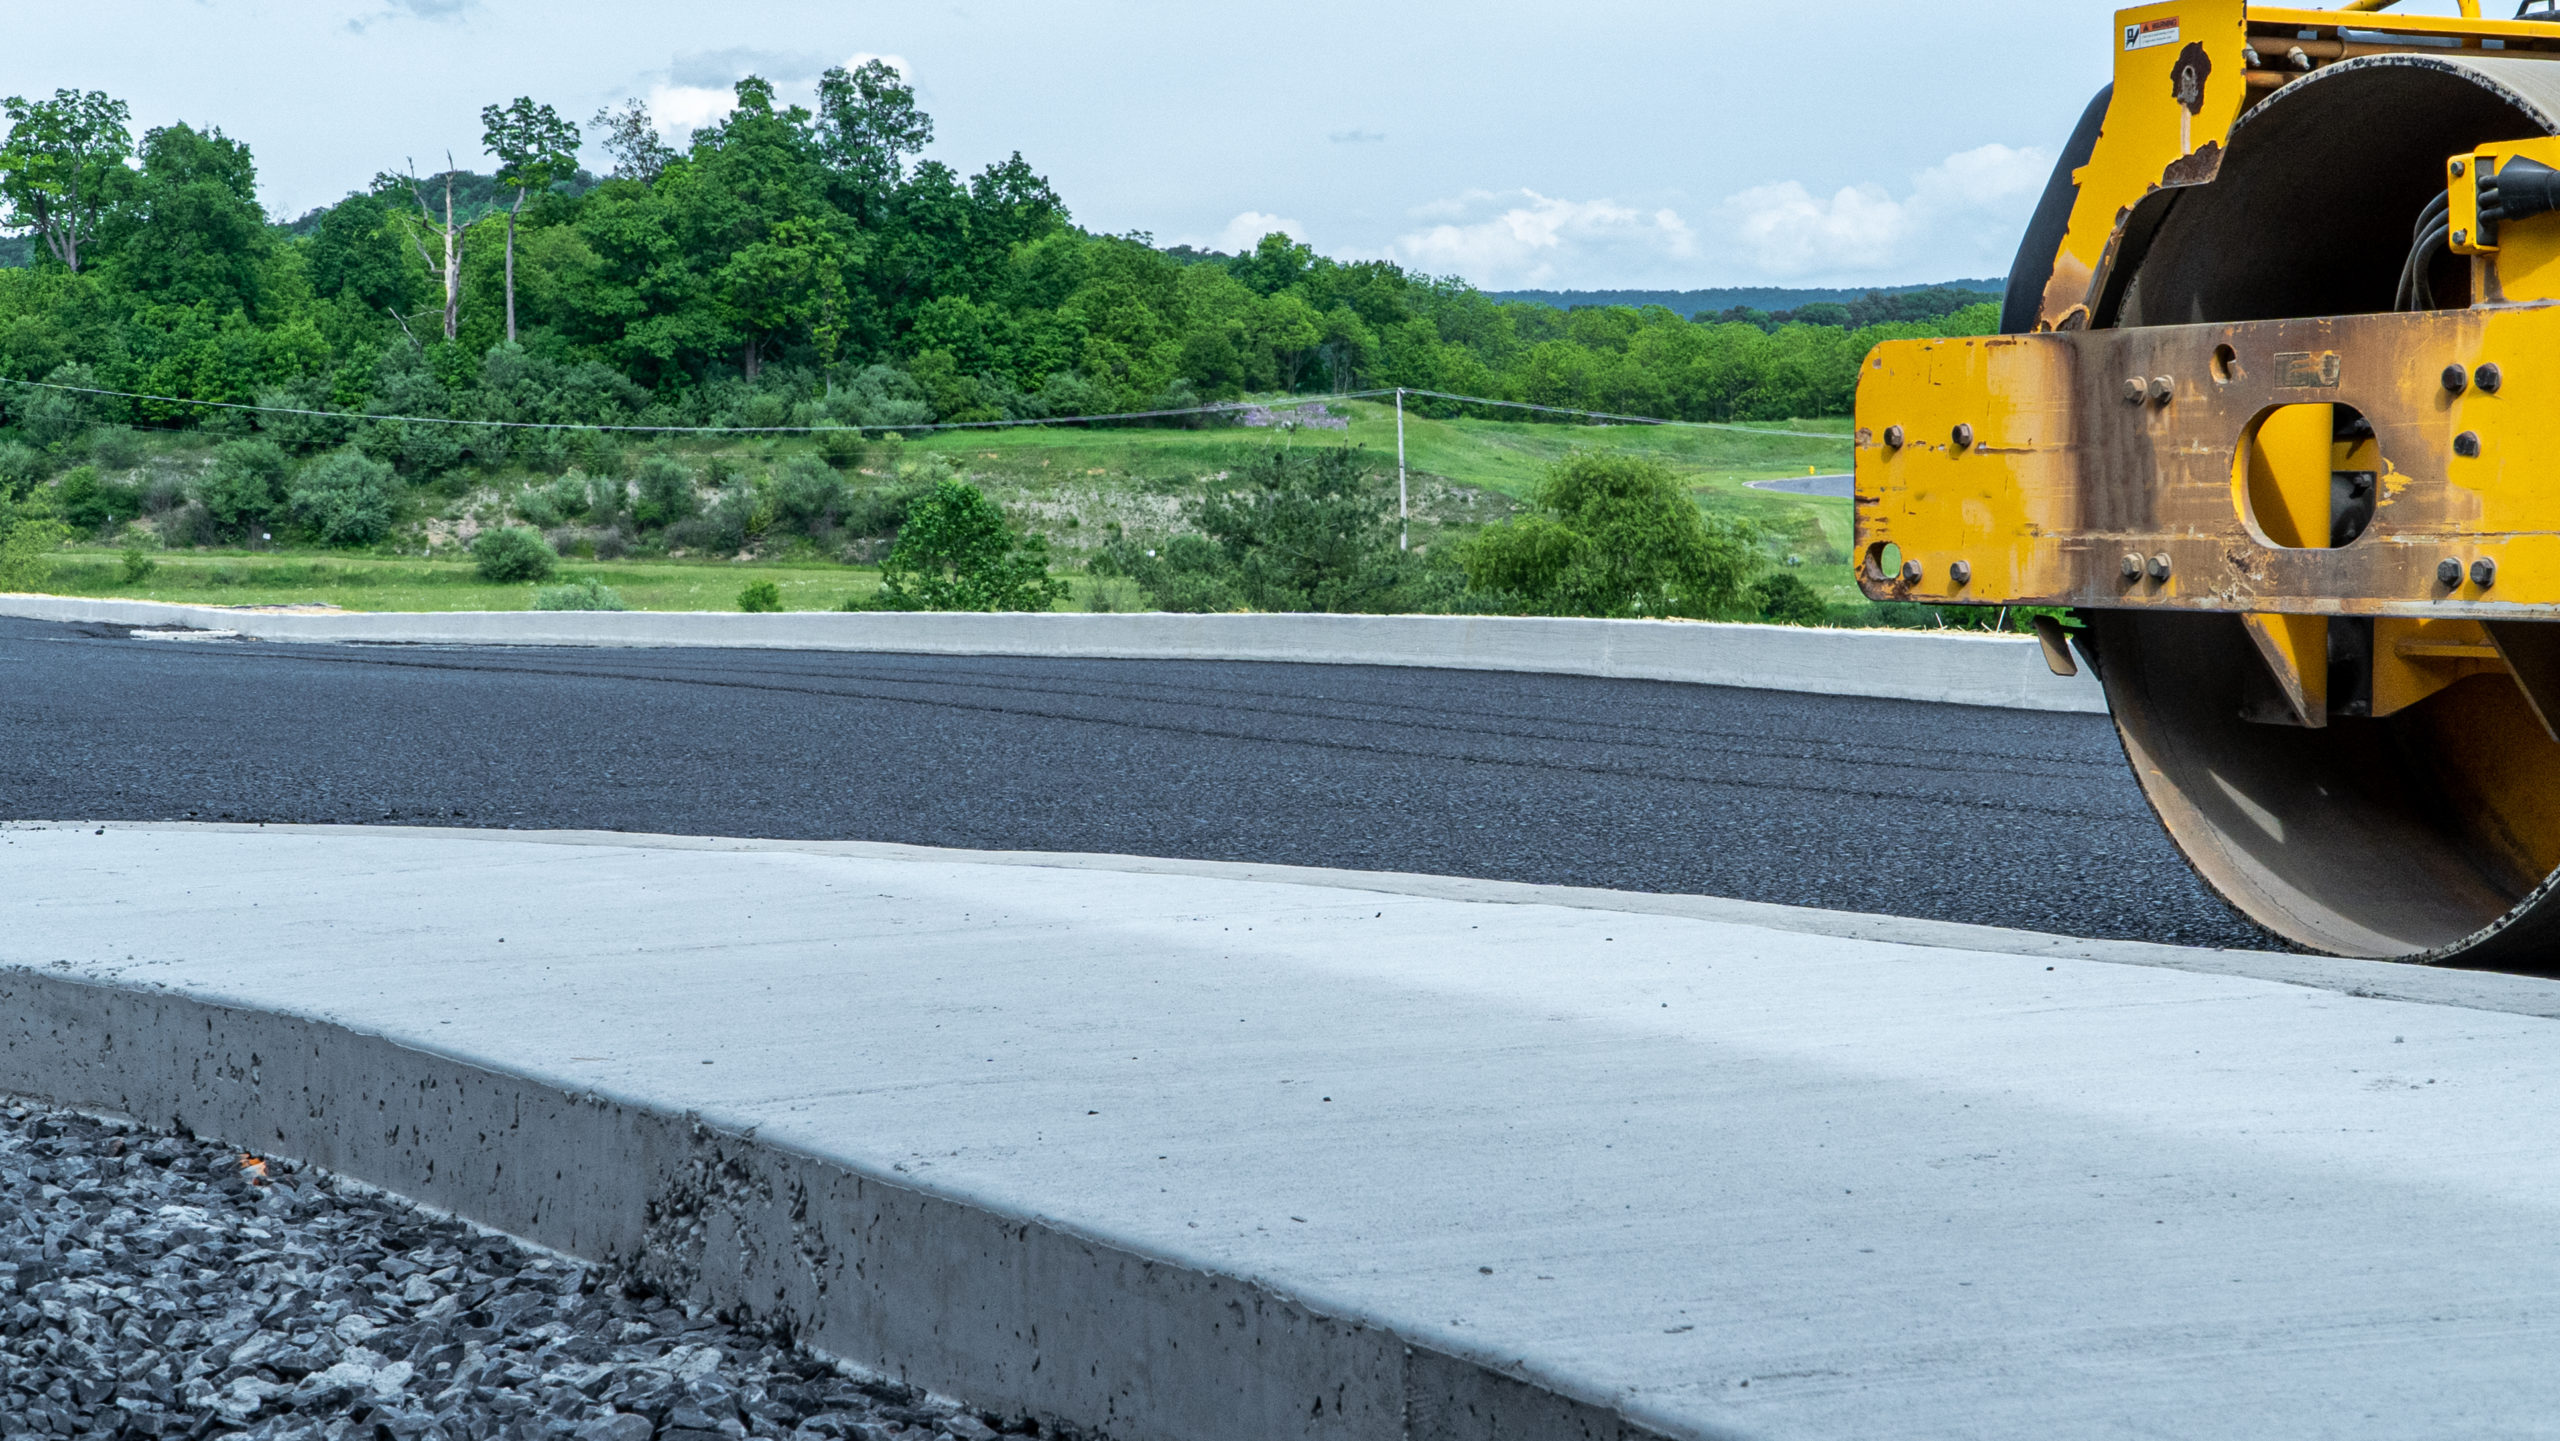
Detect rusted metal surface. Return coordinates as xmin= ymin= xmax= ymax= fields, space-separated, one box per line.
xmin=1850 ymin=307 xmax=2560 ymax=616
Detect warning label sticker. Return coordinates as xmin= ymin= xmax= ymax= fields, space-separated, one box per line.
xmin=2125 ymin=17 xmax=2181 ymax=50
xmin=2275 ymin=351 xmax=2343 ymax=388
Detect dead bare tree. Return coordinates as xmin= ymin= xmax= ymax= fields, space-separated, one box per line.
xmin=378 ymin=156 xmax=465 ymax=341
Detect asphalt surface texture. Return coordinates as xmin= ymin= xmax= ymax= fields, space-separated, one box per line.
xmin=0 ymin=616 xmax=2267 ymax=949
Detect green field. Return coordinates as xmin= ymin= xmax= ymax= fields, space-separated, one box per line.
xmin=26 ymin=403 xmax=1864 ymax=614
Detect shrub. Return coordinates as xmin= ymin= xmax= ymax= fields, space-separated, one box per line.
xmin=1750 ymin=572 xmax=1829 ymax=625
xmin=119 ymin=538 xmax=157 ymax=585
xmin=286 ymin=449 xmax=402 ymax=546
xmin=774 ymin=454 xmax=846 ymax=532
xmin=199 ymin=440 xmax=291 ymax=536
xmin=19 ymin=365 xmax=94 ymax=450
xmin=737 ymin=578 xmax=783 ymax=613
xmin=584 ymin=469 xmax=629 ymax=525
xmin=633 ymin=452 xmax=697 ymax=528
xmin=1460 ymin=451 xmax=1758 ymax=618
xmin=254 ymin=386 xmax=355 ymax=454
xmin=0 ymin=518 xmax=67 ymax=592
xmin=56 ymin=465 xmax=141 ymax=534
xmin=816 ymin=427 xmax=864 ymax=469
xmin=864 ymin=479 xmax=1066 ymax=612
xmin=0 ymin=442 xmax=44 ymax=500
xmin=473 ymin=526 xmax=559 ymax=583
xmin=1144 ymin=445 xmax=1452 ymax=614
xmin=533 ymin=576 xmax=626 ymax=611
xmin=88 ymin=427 xmax=144 ymax=472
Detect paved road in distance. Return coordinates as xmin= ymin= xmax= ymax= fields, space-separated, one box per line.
xmin=0 ymin=617 xmax=2266 ymax=949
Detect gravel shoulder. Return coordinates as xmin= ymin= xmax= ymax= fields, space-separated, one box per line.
xmin=0 ymin=1102 xmax=1061 ymax=1441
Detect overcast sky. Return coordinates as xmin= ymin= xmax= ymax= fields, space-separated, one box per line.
xmin=4 ymin=0 xmax=2482 ymax=291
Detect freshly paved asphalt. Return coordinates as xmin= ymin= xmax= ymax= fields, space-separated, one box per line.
xmin=0 ymin=615 xmax=2267 ymax=949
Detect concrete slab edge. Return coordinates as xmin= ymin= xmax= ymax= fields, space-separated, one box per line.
xmin=32 ymin=820 xmax=2560 ymax=1022
xmin=0 ymin=967 xmax=1695 ymax=1441
xmin=0 ymin=595 xmax=2108 ymax=714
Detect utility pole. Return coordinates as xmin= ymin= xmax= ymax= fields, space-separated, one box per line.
xmin=1396 ymin=388 xmax=1409 ymax=552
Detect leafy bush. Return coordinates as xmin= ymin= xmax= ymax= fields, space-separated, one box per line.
xmin=56 ymin=465 xmax=141 ymax=534
xmin=286 ymin=449 xmax=402 ymax=546
xmin=862 ymin=479 xmax=1066 ymax=612
xmin=473 ymin=526 xmax=559 ymax=582
xmin=0 ymin=518 xmax=68 ymax=592
xmin=737 ymin=578 xmax=783 ymax=612
xmin=1114 ymin=446 xmax=1455 ymax=614
xmin=583 ymin=469 xmax=629 ymax=525
xmin=88 ymin=427 xmax=144 ymax=472
xmin=255 ymin=386 xmax=356 ymax=454
xmin=1749 ymin=571 xmax=1829 ymax=625
xmin=816 ymin=427 xmax=864 ymax=468
xmin=774 ymin=454 xmax=846 ymax=531
xmin=198 ymin=440 xmax=291 ymax=536
xmin=1460 ymin=451 xmax=1758 ymax=618
xmin=533 ymin=576 xmax=626 ymax=611
xmin=19 ymin=366 xmax=94 ymax=451
xmin=0 ymin=442 xmax=44 ymax=500
xmin=632 ymin=452 xmax=697 ymax=527
xmin=119 ymin=539 xmax=158 ymax=584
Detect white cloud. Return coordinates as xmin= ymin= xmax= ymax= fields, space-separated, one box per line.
xmin=1720 ymin=142 xmax=2049 ymax=281
xmin=1387 ymin=143 xmax=2050 ymax=289
xmin=641 ymin=50 xmax=920 ymax=145
xmin=1203 ymin=211 xmax=1307 ymax=254
xmin=1389 ymin=191 xmax=1697 ymax=289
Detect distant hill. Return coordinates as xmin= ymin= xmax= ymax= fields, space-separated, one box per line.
xmin=1491 ymin=281 xmax=2005 ymax=315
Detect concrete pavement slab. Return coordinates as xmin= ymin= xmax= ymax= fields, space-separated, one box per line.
xmin=6 ymin=822 xmax=2559 ymax=1439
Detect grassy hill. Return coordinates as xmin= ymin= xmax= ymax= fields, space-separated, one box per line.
xmin=36 ymin=405 xmax=1865 ymax=615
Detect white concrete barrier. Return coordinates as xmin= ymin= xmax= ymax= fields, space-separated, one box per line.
xmin=0 ymin=596 xmax=2108 ymax=713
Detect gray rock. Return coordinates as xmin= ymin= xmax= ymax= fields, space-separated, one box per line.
xmin=0 ymin=1103 xmax=1111 ymax=1441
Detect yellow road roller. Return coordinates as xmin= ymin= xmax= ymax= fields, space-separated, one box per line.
xmin=1854 ymin=0 xmax=2560 ymax=965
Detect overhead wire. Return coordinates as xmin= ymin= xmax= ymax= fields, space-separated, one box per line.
xmin=0 ymin=376 xmax=1849 ymax=444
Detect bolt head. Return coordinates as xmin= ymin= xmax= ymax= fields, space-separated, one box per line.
xmin=1882 ymin=423 xmax=1905 ymax=449
xmin=2444 ymin=363 xmax=2469 ymax=395
xmin=2479 ymin=362 xmax=2504 ymax=393
xmin=2147 ymin=553 xmax=2173 ymax=582
xmin=1949 ymin=559 xmax=1972 ymax=586
xmin=2439 ymin=557 xmax=2465 ymax=587
xmin=2121 ymin=553 xmax=2146 ymax=580
xmin=2473 ymin=557 xmax=2498 ymax=588
xmin=2456 ymin=430 xmax=2483 ymax=458
xmin=2455 ymin=228 xmax=2471 ymax=247
xmin=2454 ymin=158 xmax=2469 ymax=177
xmin=1951 ymin=422 xmax=1974 ymax=450
xmin=2149 ymin=376 xmax=2176 ymax=405
xmin=2124 ymin=377 xmax=2148 ymax=404
xmin=1899 ymin=559 xmax=1923 ymax=586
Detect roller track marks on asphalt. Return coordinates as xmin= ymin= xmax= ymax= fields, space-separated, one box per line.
xmin=0 ymin=617 xmax=2267 ymax=948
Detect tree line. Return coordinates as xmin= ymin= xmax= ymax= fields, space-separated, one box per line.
xmin=0 ymin=72 xmax=1994 ymax=451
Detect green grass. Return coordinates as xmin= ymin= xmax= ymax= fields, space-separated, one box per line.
xmin=26 ymin=402 xmax=1867 ymax=612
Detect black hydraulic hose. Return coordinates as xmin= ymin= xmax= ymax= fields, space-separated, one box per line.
xmin=2399 ymin=191 xmax=2454 ymax=312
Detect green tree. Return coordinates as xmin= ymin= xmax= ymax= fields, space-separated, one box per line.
xmin=480 ymin=97 xmax=581 ymax=344
xmin=0 ymin=89 xmax=131 ymax=272
xmin=287 ymin=448 xmax=401 ymax=546
xmin=588 ymin=99 xmax=674 ymax=183
xmin=198 ymin=439 xmax=290 ymax=537
xmin=1462 ymin=451 xmax=1759 ymax=618
xmin=869 ymin=478 xmax=1064 ymax=611
xmin=97 ymin=123 xmax=272 ymax=314
xmin=0 ymin=517 xmax=68 ymax=591
xmin=815 ymin=60 xmax=933 ymax=224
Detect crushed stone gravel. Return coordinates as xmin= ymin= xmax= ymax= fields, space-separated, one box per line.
xmin=0 ymin=1102 xmax=1079 ymax=1441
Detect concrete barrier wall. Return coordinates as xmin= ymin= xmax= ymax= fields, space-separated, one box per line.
xmin=0 ymin=596 xmax=2108 ymax=713
xmin=0 ymin=968 xmax=1667 ymax=1441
